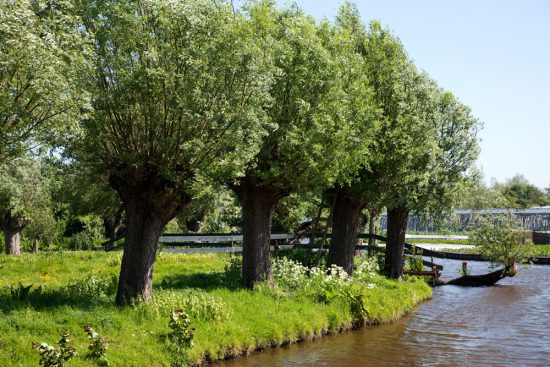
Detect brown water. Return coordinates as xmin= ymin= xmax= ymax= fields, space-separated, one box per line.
xmin=219 ymin=260 xmax=550 ymax=367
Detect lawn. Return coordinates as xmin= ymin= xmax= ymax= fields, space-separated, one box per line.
xmin=0 ymin=251 xmax=432 ymax=366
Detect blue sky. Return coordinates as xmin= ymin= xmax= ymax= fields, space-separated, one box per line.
xmin=245 ymin=0 xmax=550 ymax=188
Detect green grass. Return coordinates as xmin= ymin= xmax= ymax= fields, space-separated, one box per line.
xmin=406 ymin=238 xmax=471 ymax=245
xmin=439 ymin=244 xmax=550 ymax=257
xmin=0 ymin=251 xmax=431 ymax=366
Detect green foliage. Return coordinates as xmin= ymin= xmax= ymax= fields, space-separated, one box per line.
xmin=454 ymin=169 xmax=509 ymax=209
xmin=78 ymin=0 xmax=271 ymax=188
xmin=64 ymin=215 xmax=105 ymax=250
xmin=59 ymin=275 xmax=117 ymax=303
xmin=0 ymin=0 xmax=91 ymax=162
xmin=10 ymin=281 xmax=38 ymax=301
xmin=83 ymin=326 xmax=109 ymax=365
xmin=470 ymin=214 xmax=532 ymax=268
xmin=0 ymin=157 xmax=52 ymax=231
xmin=340 ymin=287 xmax=370 ymax=323
xmin=500 ymin=174 xmax=548 ymax=208
xmin=168 ymin=309 xmax=195 ymax=366
xmin=222 ymin=257 xmax=243 ymax=287
xmin=153 ymin=290 xmax=229 ymax=322
xmin=236 ymin=1 xmax=358 ymax=193
xmin=405 ymin=246 xmax=424 ymax=272
xmin=176 ymin=183 xmax=241 ymax=233
xmin=272 ymin=193 xmax=319 ymax=233
xmin=32 ymin=332 xmax=77 ymax=367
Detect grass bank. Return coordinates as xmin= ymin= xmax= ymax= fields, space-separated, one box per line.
xmin=440 ymin=244 xmax=550 ymax=257
xmin=0 ymin=251 xmax=431 ymax=366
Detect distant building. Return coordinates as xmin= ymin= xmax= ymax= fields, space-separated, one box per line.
xmin=378 ymin=207 xmax=550 ymax=232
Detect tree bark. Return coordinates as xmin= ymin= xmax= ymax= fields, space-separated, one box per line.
xmin=385 ymin=207 xmax=409 ymax=280
xmin=233 ymin=177 xmax=284 ymax=289
xmin=328 ymin=187 xmax=366 ymax=275
xmin=33 ymin=238 xmax=39 ymax=254
xmin=4 ymin=228 xmax=22 ymax=255
xmin=1 ymin=213 xmax=28 ymax=256
xmin=109 ymin=167 xmax=191 ymax=305
xmin=115 ymin=199 xmax=169 ymax=305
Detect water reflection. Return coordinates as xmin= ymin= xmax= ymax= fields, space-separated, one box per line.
xmin=218 ymin=260 xmax=550 ymax=367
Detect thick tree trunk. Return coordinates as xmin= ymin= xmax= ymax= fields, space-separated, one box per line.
xmin=385 ymin=207 xmax=409 ymax=280
xmin=115 ymin=200 xmax=168 ymax=305
xmin=233 ymin=177 xmax=283 ymax=289
xmin=109 ymin=167 xmax=191 ymax=305
xmin=33 ymin=238 xmax=39 ymax=254
xmin=328 ymin=187 xmax=366 ymax=275
xmin=4 ymin=228 xmax=22 ymax=255
xmin=1 ymin=213 xmax=28 ymax=256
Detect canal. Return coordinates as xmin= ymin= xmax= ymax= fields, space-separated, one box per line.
xmin=217 ymin=259 xmax=550 ymax=367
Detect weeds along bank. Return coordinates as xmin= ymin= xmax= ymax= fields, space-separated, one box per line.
xmin=0 ymin=252 xmax=432 ymax=366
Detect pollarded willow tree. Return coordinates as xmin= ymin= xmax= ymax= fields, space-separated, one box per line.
xmin=230 ymin=2 xmax=364 ymax=288
xmin=0 ymin=0 xmax=90 ymax=164
xmin=78 ymin=0 xmax=273 ymax=304
xmin=327 ymin=11 xmax=434 ymax=275
xmin=0 ymin=157 xmax=52 ymax=255
xmin=328 ymin=7 xmax=479 ymax=280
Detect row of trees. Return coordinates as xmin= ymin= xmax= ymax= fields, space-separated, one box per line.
xmin=457 ymin=173 xmax=550 ymax=209
xmin=1 ymin=0 xmax=480 ymax=304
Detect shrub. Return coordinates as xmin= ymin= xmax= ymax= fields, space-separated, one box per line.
xmin=59 ymin=275 xmax=117 ymax=303
xmin=84 ymin=326 xmax=109 ymax=365
xmin=340 ymin=287 xmax=370 ymax=324
xmin=10 ymin=282 xmax=39 ymax=301
xmin=64 ymin=215 xmax=105 ymax=250
xmin=223 ymin=257 xmax=242 ymax=287
xmin=405 ymin=246 xmax=424 ymax=272
xmin=153 ymin=290 xmax=229 ymax=322
xmin=32 ymin=333 xmax=77 ymax=367
xmin=471 ymin=214 xmax=532 ymax=269
xmin=168 ymin=310 xmax=195 ymax=366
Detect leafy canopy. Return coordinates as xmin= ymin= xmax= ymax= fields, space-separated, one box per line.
xmin=0 ymin=0 xmax=91 ymax=162
xmin=237 ymin=1 xmax=358 ymax=192
xmin=78 ymin=0 xmax=273 ymax=200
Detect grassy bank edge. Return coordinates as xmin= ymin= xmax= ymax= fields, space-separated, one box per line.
xmin=0 ymin=252 xmax=432 ymax=367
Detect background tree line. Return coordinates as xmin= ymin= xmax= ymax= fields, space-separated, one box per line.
xmin=1 ymin=0 xmax=542 ymax=305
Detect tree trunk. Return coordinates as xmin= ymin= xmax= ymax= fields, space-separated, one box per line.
xmin=185 ymin=206 xmax=207 ymax=232
xmin=385 ymin=207 xmax=409 ymax=280
xmin=436 ymin=265 xmax=517 ymax=286
xmin=115 ymin=199 xmax=169 ymax=305
xmin=104 ymin=206 xmax=125 ymax=241
xmin=367 ymin=208 xmax=379 ymax=256
xmin=4 ymin=228 xmax=22 ymax=255
xmin=1 ymin=213 xmax=28 ymax=256
xmin=328 ymin=187 xmax=366 ymax=275
xmin=33 ymin=238 xmax=40 ymax=254
xmin=112 ymin=206 xmax=125 ymax=240
xmin=109 ymin=167 xmax=191 ymax=305
xmin=233 ymin=177 xmax=283 ymax=289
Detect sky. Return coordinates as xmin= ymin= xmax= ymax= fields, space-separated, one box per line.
xmin=246 ymin=0 xmax=550 ymax=188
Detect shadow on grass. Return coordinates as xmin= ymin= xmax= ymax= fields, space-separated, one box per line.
xmin=0 ymin=270 xmax=244 ymax=313
xmin=155 ymin=270 xmax=241 ymax=292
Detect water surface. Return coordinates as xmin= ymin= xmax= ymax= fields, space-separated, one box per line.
xmin=218 ymin=260 xmax=550 ymax=367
